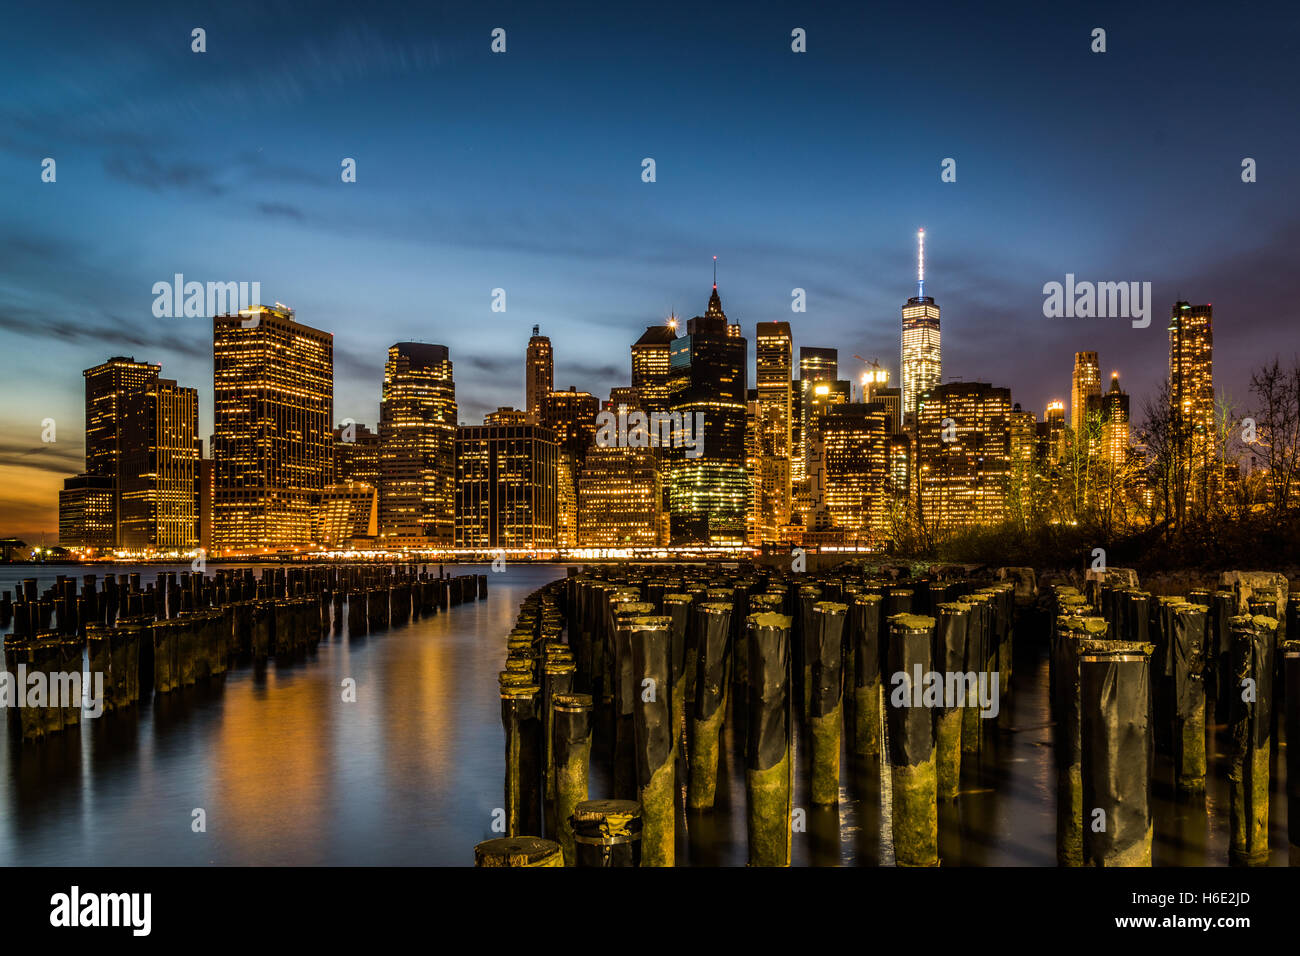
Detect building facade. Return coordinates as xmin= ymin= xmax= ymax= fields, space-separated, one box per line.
xmin=378 ymin=343 xmax=457 ymax=547
xmin=917 ymin=382 xmax=1012 ymax=531
xmin=455 ymin=420 xmax=558 ymax=549
xmin=666 ymin=284 xmax=748 ymax=545
xmin=213 ymin=304 xmax=333 ymax=553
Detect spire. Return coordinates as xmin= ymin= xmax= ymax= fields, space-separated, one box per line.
xmin=917 ymin=228 xmax=925 ymax=298
xmin=713 ymin=255 xmax=717 ymax=290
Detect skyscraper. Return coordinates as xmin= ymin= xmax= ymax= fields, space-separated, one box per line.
xmin=755 ymin=321 xmax=793 ymax=539
xmin=118 ymin=378 xmax=200 ymax=550
xmin=667 ymin=280 xmax=748 ymax=545
xmin=578 ymin=444 xmax=661 ymax=547
xmin=543 ymin=386 xmax=600 ymax=548
xmin=455 ymin=417 xmax=558 ymax=549
xmin=819 ymin=402 xmax=890 ymax=543
xmin=77 ymin=356 xmax=161 ymax=545
xmin=1071 ymin=351 xmax=1101 ymax=434
xmin=901 ymin=228 xmax=941 ymax=421
xmin=631 ymin=323 xmax=677 ymax=415
xmin=1090 ymin=371 xmax=1130 ymax=467
xmin=796 ymin=346 xmax=837 ymax=484
xmin=1043 ymin=400 xmax=1067 ymax=465
xmin=378 ymin=343 xmax=458 ymax=547
xmin=1169 ymin=302 xmax=1214 ymax=439
xmin=334 ymin=422 xmax=380 ymax=487
xmin=917 ymin=382 xmax=1012 ymax=531
xmin=525 ymin=326 xmax=553 ymax=424
xmin=213 ymin=304 xmax=333 ymax=553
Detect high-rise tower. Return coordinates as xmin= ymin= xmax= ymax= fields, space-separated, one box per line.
xmin=667 ymin=274 xmax=748 ymax=545
xmin=1169 ymin=302 xmax=1214 ymax=439
xmin=901 ymin=228 xmax=941 ymax=421
xmin=1071 ymin=351 xmax=1102 ymax=434
xmin=213 ymin=304 xmax=333 ymax=552
xmin=755 ymin=321 xmax=793 ymax=538
xmin=525 ymin=326 xmax=553 ymax=424
xmin=378 ymin=342 xmax=458 ymax=546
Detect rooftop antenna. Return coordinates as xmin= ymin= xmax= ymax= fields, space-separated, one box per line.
xmin=713 ymin=255 xmax=717 ymax=290
xmin=917 ymin=228 xmax=925 ymax=298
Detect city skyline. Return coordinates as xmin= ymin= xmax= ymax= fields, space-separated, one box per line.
xmin=3 ymin=1 xmax=1296 ymax=539
xmin=33 ymin=272 xmax=1231 ymax=554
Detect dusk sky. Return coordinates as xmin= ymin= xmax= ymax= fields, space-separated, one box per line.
xmin=2 ymin=0 xmax=1297 ymax=539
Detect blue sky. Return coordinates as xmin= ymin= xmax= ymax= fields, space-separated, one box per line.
xmin=2 ymin=0 xmax=1297 ymax=537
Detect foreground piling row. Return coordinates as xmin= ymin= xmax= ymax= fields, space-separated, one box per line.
xmin=1050 ymin=567 xmax=1292 ymax=867
xmin=480 ymin=562 xmax=1027 ymax=866
xmin=480 ymin=561 xmax=1297 ymax=867
xmin=3 ymin=565 xmax=487 ymax=744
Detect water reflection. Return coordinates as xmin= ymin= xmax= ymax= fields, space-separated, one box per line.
xmin=0 ymin=565 xmax=1291 ymax=865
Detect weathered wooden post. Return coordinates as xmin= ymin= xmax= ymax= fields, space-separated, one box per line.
xmin=1171 ymin=602 xmax=1209 ymax=792
xmin=474 ymin=837 xmax=563 ymax=867
xmin=630 ymin=616 xmax=674 ymax=866
xmin=886 ymin=613 xmax=939 ymax=866
xmin=571 ymin=799 xmax=642 ymax=867
xmin=552 ymin=692 xmax=592 ymax=865
xmin=501 ymin=683 xmax=542 ymax=838
xmin=688 ymin=602 xmax=733 ymax=810
xmin=809 ymin=601 xmax=848 ymax=806
xmin=850 ymin=593 xmax=883 ymax=757
xmin=1228 ymin=614 xmax=1276 ymax=866
xmin=934 ymin=602 xmax=970 ymax=801
xmin=1080 ymin=644 xmax=1153 ymax=867
xmin=746 ymin=612 xmax=792 ymax=866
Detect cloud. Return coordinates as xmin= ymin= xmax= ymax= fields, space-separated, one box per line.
xmin=256 ymin=201 xmax=306 ymax=221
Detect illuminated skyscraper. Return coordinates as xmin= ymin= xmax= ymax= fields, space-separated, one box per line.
xmin=58 ymin=474 xmax=114 ymax=549
xmin=901 ymin=228 xmax=941 ymax=421
xmin=631 ymin=323 xmax=677 ymax=415
xmin=378 ymin=343 xmax=458 ymax=547
xmin=667 ymin=280 xmax=748 ymax=545
xmin=525 ymin=326 xmax=554 ymax=424
xmin=755 ymin=321 xmax=793 ymax=539
xmin=578 ymin=444 xmax=661 ymax=547
xmin=1071 ymin=351 xmax=1101 ymax=434
xmin=796 ymin=347 xmax=837 ymax=484
xmin=543 ymin=386 xmax=600 ymax=548
xmin=819 ymin=403 xmax=890 ymax=543
xmin=1169 ymin=302 xmax=1214 ymax=439
xmin=75 ymin=356 xmax=161 ymax=546
xmin=1043 ymin=400 xmax=1067 ymax=465
xmin=1091 ymin=371 xmax=1130 ymax=467
xmin=119 ymin=378 xmax=200 ymax=550
xmin=455 ymin=417 xmax=558 ymax=549
xmin=917 ymin=382 xmax=1011 ymax=531
xmin=334 ymin=422 xmax=380 ymax=487
xmin=213 ymin=304 xmax=333 ymax=553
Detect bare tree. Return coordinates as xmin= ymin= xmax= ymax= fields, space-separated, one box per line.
xmin=1249 ymin=357 xmax=1300 ymax=519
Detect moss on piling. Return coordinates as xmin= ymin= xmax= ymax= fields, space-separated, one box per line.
xmin=811 ymin=702 xmax=842 ymax=806
xmin=891 ymin=757 xmax=938 ymax=866
xmin=746 ymin=749 xmax=791 ymax=866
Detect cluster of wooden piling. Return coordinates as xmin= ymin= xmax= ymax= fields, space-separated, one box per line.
xmin=3 ymin=565 xmax=487 ymax=745
xmin=478 ymin=562 xmax=1029 ymax=866
xmin=1050 ymin=569 xmax=1293 ymax=866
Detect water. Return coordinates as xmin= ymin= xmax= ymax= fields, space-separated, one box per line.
xmin=0 ymin=564 xmax=1290 ymax=865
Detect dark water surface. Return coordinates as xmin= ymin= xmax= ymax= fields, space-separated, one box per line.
xmin=0 ymin=563 xmax=1290 ymax=865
